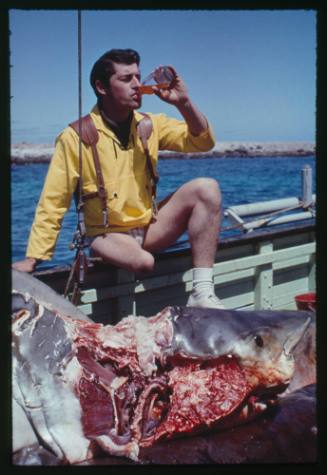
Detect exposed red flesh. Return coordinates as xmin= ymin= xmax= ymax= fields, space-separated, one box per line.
xmin=74 ymin=321 xmax=251 ymax=451
xmin=141 ymin=356 xmax=248 ymax=446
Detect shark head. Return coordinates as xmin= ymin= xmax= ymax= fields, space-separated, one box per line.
xmin=170 ymin=306 xmax=312 ymax=391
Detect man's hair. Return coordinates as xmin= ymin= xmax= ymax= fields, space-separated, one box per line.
xmin=90 ymin=49 xmax=140 ymax=97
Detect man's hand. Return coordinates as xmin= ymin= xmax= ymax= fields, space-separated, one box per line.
xmin=152 ymin=66 xmax=189 ymax=107
xmin=154 ymin=65 xmax=209 ymax=137
xmin=12 ymin=257 xmax=38 ymax=273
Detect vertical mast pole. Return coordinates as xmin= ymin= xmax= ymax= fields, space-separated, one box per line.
xmin=77 ymin=10 xmax=85 ymax=238
xmin=77 ymin=10 xmax=83 ymax=212
xmin=64 ymin=10 xmax=86 ymax=304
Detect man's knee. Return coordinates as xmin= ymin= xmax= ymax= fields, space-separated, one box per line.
xmin=193 ymin=178 xmax=222 ymax=208
xmin=131 ymin=251 xmax=155 ymax=273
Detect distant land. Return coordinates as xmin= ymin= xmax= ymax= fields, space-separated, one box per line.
xmin=11 ymin=141 xmax=315 ymax=164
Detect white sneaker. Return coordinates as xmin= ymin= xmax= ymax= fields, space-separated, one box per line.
xmin=186 ymin=292 xmax=225 ymax=309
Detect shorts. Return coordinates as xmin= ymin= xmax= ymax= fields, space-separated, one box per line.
xmin=86 ymin=227 xmax=146 ymax=248
xmin=126 ymin=227 xmax=146 ymax=246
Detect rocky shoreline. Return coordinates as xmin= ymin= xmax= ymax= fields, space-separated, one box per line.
xmin=11 ymin=141 xmax=315 ymax=164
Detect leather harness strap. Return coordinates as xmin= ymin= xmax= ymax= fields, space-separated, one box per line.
xmin=69 ymin=114 xmax=109 ymax=228
xmin=137 ymin=113 xmax=159 ymax=216
xmin=69 ymin=112 xmax=157 ymax=226
xmin=137 ymin=113 xmax=158 ymax=184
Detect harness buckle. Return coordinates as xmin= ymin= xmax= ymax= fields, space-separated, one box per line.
xmin=102 ymin=208 xmax=109 ymax=227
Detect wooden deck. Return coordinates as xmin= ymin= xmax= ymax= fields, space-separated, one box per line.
xmin=34 ymin=222 xmax=316 ymax=325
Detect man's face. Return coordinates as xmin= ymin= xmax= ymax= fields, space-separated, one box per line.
xmin=104 ymin=62 xmax=142 ymax=111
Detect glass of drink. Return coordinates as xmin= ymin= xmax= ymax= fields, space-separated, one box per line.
xmin=139 ymin=66 xmax=176 ymax=95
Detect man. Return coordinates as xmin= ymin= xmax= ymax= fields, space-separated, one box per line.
xmin=12 ymin=49 xmax=224 ymax=309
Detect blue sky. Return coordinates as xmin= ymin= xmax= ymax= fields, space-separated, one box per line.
xmin=9 ymin=9 xmax=316 ymax=144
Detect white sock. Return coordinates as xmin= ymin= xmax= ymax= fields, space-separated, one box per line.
xmin=191 ymin=267 xmax=214 ymax=297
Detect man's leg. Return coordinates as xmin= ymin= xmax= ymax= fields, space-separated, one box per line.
xmin=90 ymin=232 xmax=154 ymax=274
xmin=144 ymin=177 xmax=225 ymax=308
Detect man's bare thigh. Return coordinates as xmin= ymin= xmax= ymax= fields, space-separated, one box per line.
xmin=143 ymin=182 xmax=195 ymax=252
xmin=144 ymin=177 xmax=220 ymax=253
xmin=90 ymin=232 xmax=147 ymax=269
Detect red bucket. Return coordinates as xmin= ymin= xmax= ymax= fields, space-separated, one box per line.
xmin=295 ymin=292 xmax=316 ymax=311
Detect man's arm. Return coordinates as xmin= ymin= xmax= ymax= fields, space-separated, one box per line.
xmin=12 ymin=130 xmax=79 ymax=272
xmin=176 ymin=99 xmax=209 ymax=137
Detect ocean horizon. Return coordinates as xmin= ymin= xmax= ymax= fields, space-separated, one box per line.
xmin=10 ymin=140 xmax=315 ymax=163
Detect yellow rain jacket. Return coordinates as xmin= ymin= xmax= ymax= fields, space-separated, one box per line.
xmin=26 ymin=105 xmax=215 ymax=260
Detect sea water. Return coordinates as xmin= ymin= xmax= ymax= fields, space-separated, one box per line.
xmin=11 ymin=155 xmax=316 ymax=268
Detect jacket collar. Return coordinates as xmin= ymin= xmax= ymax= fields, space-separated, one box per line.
xmin=90 ymin=105 xmax=146 ymax=146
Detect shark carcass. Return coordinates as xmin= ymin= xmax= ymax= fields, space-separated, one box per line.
xmin=12 ymin=269 xmax=316 ymax=464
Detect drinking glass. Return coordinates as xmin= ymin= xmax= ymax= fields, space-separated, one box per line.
xmin=139 ymin=66 xmax=175 ymax=94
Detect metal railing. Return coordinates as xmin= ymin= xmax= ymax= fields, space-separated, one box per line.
xmin=224 ymin=165 xmax=315 ymax=233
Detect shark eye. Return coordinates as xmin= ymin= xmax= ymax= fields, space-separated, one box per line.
xmin=254 ymin=335 xmax=264 ymax=348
